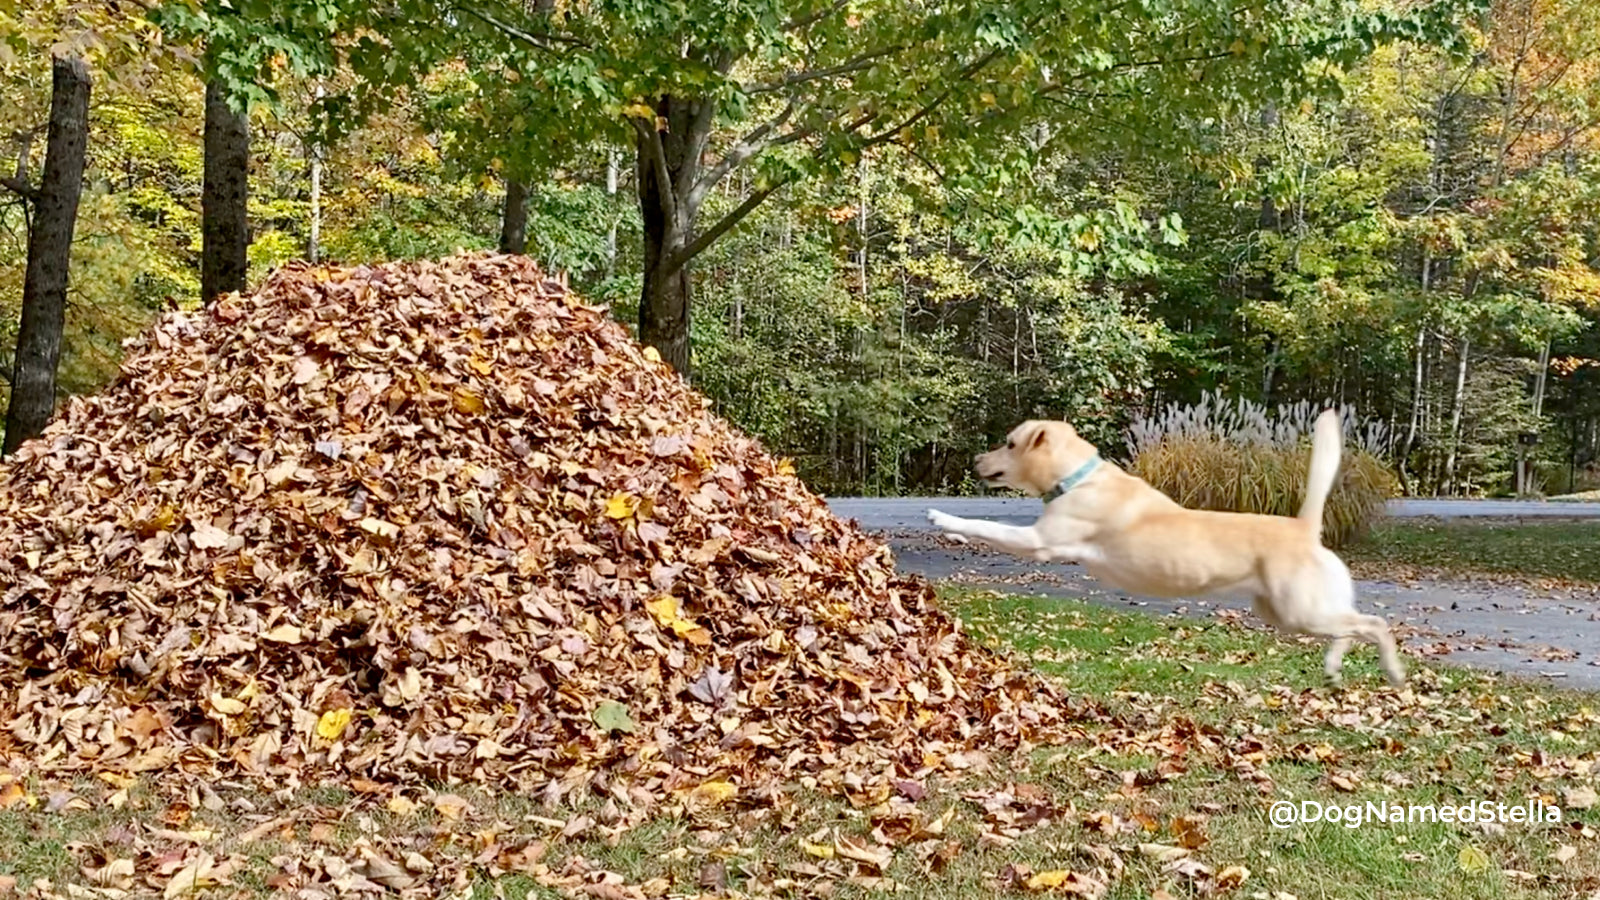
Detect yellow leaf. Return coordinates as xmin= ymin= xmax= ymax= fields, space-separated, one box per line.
xmin=1026 ymin=871 xmax=1073 ymax=890
xmin=387 ymin=795 xmax=419 ymax=816
xmin=688 ymin=781 xmax=737 ymax=806
xmin=646 ymin=595 xmax=704 ymax=639
xmin=642 ymin=346 xmax=661 ymax=363
xmin=469 ymin=356 xmax=494 ymax=376
xmin=775 ymin=458 xmax=796 ymax=476
xmin=1229 ymin=38 xmax=1247 ymax=54
xmin=604 ymin=492 xmax=639 ymax=520
xmin=620 ymin=102 xmax=656 ymax=120
xmin=646 ymin=595 xmax=681 ymax=627
xmin=452 ymin=387 xmax=487 ymax=415
xmin=97 ymin=772 xmax=137 ymax=789
xmin=0 ymin=782 xmax=33 ymax=809
xmin=801 ymin=840 xmax=834 ymax=859
xmin=1215 ymin=865 xmax=1250 ymax=889
xmin=1458 ymin=846 xmax=1492 ymax=874
xmin=316 ymin=708 xmax=353 ymax=741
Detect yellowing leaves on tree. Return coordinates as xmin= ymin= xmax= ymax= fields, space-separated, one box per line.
xmin=316 ymin=708 xmax=353 ymax=741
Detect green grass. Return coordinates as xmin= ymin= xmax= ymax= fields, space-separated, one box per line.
xmin=1345 ymin=519 xmax=1600 ymax=586
xmin=3 ymin=589 xmax=1597 ymax=899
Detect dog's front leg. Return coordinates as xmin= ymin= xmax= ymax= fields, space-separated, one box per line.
xmin=927 ymin=509 xmax=1059 ymax=562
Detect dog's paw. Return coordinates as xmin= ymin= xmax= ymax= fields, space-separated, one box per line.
xmin=925 ymin=509 xmax=969 ymax=544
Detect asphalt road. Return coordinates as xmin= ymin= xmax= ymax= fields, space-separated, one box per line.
xmin=826 ymin=496 xmax=1600 ymax=531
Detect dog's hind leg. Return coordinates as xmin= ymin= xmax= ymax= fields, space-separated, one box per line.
xmin=1308 ymin=613 xmax=1405 ymax=687
xmin=1323 ymin=637 xmax=1353 ymax=686
xmin=1357 ymin=613 xmax=1406 ymax=687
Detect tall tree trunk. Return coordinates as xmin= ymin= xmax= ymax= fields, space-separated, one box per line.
xmin=499 ymin=179 xmax=529 ymax=254
xmin=1443 ymin=336 xmax=1470 ymax=494
xmin=202 ymin=77 xmax=250 ymax=303
xmin=3 ymin=56 xmax=90 ymax=456
xmin=605 ymin=149 xmax=620 ymax=277
xmin=635 ymin=98 xmax=698 ymax=376
xmin=307 ymin=83 xmax=324 ymax=263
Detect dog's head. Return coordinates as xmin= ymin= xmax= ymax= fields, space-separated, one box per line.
xmin=974 ymin=420 xmax=1100 ymax=496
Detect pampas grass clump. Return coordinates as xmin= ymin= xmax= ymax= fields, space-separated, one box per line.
xmin=1125 ymin=393 xmax=1397 ymax=548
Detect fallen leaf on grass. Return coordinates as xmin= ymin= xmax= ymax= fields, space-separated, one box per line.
xmin=835 ymin=835 xmax=893 ymax=870
xmin=1458 ymin=846 xmax=1492 ymax=874
xmin=1024 ymin=869 xmax=1106 ymax=897
xmin=1139 ymin=843 xmax=1191 ymax=863
xmin=1564 ymin=786 xmax=1598 ymax=810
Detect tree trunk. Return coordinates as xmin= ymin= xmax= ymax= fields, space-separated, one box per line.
xmin=202 ymin=77 xmax=250 ymax=303
xmin=1443 ymin=336 xmax=1470 ymax=494
xmin=635 ymin=99 xmax=697 ymax=376
xmin=605 ymin=149 xmax=619 ymax=277
xmin=4 ymin=56 xmax=91 ymax=456
xmin=1397 ymin=323 xmax=1427 ymax=494
xmin=499 ymin=179 xmax=529 ymax=254
xmin=307 ymin=83 xmax=324 ymax=263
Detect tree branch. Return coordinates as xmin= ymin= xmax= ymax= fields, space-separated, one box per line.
xmin=631 ymin=114 xmax=679 ymax=228
xmin=744 ymin=46 xmax=906 ymax=94
xmin=0 ymin=176 xmax=37 ymax=200
xmin=684 ymin=101 xmax=803 ymax=215
xmin=453 ymin=3 xmax=590 ymax=52
xmin=672 ymin=177 xmax=791 ymax=268
xmin=857 ymin=47 xmax=1004 ymax=149
xmin=784 ymin=0 xmax=850 ymax=34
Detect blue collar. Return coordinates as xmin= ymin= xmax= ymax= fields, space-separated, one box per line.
xmin=1041 ymin=455 xmax=1100 ymax=504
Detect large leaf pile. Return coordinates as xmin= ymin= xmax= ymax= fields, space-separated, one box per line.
xmin=0 ymin=253 xmax=1065 ymax=803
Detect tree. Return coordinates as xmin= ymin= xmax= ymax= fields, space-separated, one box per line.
xmin=499 ymin=178 xmax=528 ymax=254
xmin=2 ymin=55 xmax=90 ymax=455
xmin=201 ymin=75 xmax=249 ymax=301
xmin=194 ymin=0 xmax=1466 ymax=377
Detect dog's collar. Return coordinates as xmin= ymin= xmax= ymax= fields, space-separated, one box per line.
xmin=1041 ymin=455 xmax=1101 ymax=504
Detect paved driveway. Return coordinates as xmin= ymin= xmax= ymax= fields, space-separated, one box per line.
xmin=825 ymin=496 xmax=1600 ymax=531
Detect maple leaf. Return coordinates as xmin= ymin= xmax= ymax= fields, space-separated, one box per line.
xmin=688 ymin=666 xmax=733 ymax=705
xmin=593 ymin=700 xmax=638 ymax=733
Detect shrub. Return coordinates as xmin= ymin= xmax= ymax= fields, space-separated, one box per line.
xmin=1124 ymin=393 xmax=1399 ymax=548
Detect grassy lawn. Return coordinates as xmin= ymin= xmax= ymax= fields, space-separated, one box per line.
xmin=4 ymin=589 xmax=1597 ymax=899
xmin=1345 ymin=519 xmax=1600 ymax=588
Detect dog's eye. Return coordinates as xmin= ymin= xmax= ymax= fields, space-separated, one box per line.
xmin=1006 ymin=440 xmax=1014 ymax=449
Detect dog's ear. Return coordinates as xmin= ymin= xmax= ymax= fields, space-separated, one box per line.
xmin=1029 ymin=426 xmax=1049 ymax=450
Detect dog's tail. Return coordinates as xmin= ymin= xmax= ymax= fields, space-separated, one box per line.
xmin=1298 ymin=408 xmax=1343 ymax=539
